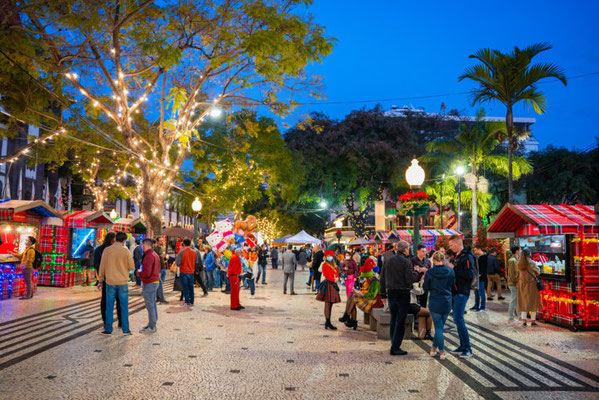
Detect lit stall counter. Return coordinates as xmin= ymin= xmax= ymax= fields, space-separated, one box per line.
xmin=488 ymin=204 xmax=599 ymax=330
xmin=0 ymin=200 xmax=64 ymax=298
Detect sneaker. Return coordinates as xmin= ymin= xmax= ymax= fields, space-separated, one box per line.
xmin=469 ymin=306 xmax=478 ymax=311
xmin=439 ymin=352 xmax=447 ymax=360
xmin=101 ymin=330 xmax=112 ymax=335
xmin=429 ymin=348 xmax=437 ymax=357
xmin=449 ymin=348 xmax=463 ymax=355
xmin=290 ymin=292 xmax=297 ymax=296
xmin=139 ymin=326 xmax=156 ymax=334
xmin=498 ymin=296 xmax=506 ymax=300
xmin=476 ymin=309 xmax=486 ymax=313
xmin=487 ymin=297 xmax=494 ymax=300
xmin=159 ymin=301 xmax=169 ymax=305
xmin=123 ymin=331 xmax=132 ymax=336
xmin=390 ymin=349 xmax=408 ymax=356
xmin=459 ymin=351 xmax=473 ymax=359
xmin=250 ymin=295 xmax=255 ymax=298
xmin=202 ymin=293 xmax=208 ymax=297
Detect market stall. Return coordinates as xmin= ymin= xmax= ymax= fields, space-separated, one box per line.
xmin=162 ymin=226 xmax=194 ymax=256
xmin=0 ymin=200 xmax=62 ymax=299
xmin=38 ymin=210 xmax=114 ymax=287
xmin=488 ymin=204 xmax=599 ymax=330
xmin=271 ymin=234 xmax=292 ymax=247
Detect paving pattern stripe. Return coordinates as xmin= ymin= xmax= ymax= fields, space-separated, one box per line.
xmin=0 ymin=299 xmax=145 ymax=360
xmin=444 ymin=330 xmax=554 ymax=388
xmin=463 ymin=325 xmax=586 ymax=388
xmin=0 ymin=321 xmax=69 ymax=351
xmin=0 ymin=302 xmax=100 ymax=338
xmin=411 ymin=339 xmax=503 ymax=400
xmin=461 ymin=322 xmax=599 ymax=387
xmin=465 ymin=320 xmax=599 ymax=383
xmin=0 ymin=297 xmax=98 ymax=329
xmin=441 ymin=335 xmax=516 ymax=388
xmin=0 ymin=302 xmax=147 ymax=371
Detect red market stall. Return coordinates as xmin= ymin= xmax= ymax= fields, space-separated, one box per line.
xmin=0 ymin=200 xmax=63 ymax=299
xmin=488 ymin=204 xmax=599 ymax=330
xmin=38 ymin=210 xmax=114 ymax=287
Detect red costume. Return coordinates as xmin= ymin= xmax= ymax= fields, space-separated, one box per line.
xmin=228 ymin=254 xmax=242 ymax=309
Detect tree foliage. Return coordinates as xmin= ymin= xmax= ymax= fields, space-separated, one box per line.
xmin=0 ymin=0 xmax=333 ymax=235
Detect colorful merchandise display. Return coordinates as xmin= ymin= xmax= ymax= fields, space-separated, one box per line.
xmin=39 ymin=210 xmax=114 ymax=287
xmin=0 ymin=200 xmax=62 ymax=300
xmin=488 ymin=204 xmax=599 ymax=330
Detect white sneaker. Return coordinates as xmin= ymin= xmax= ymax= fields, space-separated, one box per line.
xmin=250 ymin=295 xmax=255 ymax=298
xmin=139 ymin=326 xmax=156 ymax=334
xmin=429 ymin=348 xmax=437 ymax=357
xmin=439 ymin=352 xmax=447 ymax=360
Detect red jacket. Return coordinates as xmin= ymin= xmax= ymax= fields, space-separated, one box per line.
xmin=180 ymin=248 xmax=197 ymax=274
xmin=321 ymin=261 xmax=339 ymax=282
xmin=228 ymin=255 xmax=242 ymax=277
xmin=139 ymin=248 xmax=161 ymax=284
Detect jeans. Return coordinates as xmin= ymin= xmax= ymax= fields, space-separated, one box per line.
xmin=180 ymin=273 xmax=195 ymax=305
xmin=242 ymin=277 xmax=249 ymax=289
xmin=105 ymin=284 xmax=129 ymax=333
xmin=214 ymin=269 xmax=222 ymax=288
xmin=157 ymin=269 xmax=167 ymax=302
xmin=283 ymin=272 xmax=295 ymax=293
xmin=23 ymin=268 xmax=33 ymax=298
xmin=452 ymin=293 xmax=471 ymax=353
xmin=272 ymin=258 xmax=278 ymax=269
xmin=101 ymin=281 xmax=121 ymax=324
xmin=388 ymin=289 xmax=411 ymax=352
xmin=248 ymin=277 xmax=255 ymax=295
xmin=256 ymin=263 xmax=267 ymax=284
xmin=142 ymin=282 xmax=158 ymax=328
xmin=206 ymin=269 xmax=215 ymax=290
xmin=431 ymin=311 xmax=450 ymax=352
xmin=473 ymin=280 xmax=486 ymax=310
xmin=508 ymin=286 xmax=518 ymax=320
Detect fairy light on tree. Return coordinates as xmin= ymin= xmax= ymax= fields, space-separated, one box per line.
xmin=7 ymin=0 xmax=333 ymax=236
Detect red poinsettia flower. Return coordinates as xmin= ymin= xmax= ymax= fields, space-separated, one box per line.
xmin=335 ymin=229 xmax=342 ymax=236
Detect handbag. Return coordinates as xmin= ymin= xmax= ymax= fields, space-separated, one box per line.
xmin=528 ymin=270 xmax=544 ymax=291
xmin=173 ymin=275 xmax=183 ymax=292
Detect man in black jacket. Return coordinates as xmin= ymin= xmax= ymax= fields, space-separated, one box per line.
xmin=380 ymin=240 xmax=419 ymax=356
xmin=448 ymin=235 xmax=475 ymax=359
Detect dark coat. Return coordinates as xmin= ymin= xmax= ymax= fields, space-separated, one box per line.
xmin=379 ymin=253 xmax=419 ymax=299
xmin=423 ymin=264 xmax=455 ymax=314
xmin=453 ymin=247 xmax=475 ymax=296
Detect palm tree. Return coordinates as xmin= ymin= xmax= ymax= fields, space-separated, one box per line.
xmin=458 ymin=42 xmax=567 ymax=203
xmin=426 ymin=109 xmax=532 ymax=235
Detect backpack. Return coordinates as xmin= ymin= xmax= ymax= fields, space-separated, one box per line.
xmin=32 ymin=249 xmax=43 ymax=270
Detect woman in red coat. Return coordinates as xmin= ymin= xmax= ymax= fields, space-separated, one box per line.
xmin=316 ymin=250 xmax=341 ymax=329
xmin=228 ymin=248 xmax=244 ymax=311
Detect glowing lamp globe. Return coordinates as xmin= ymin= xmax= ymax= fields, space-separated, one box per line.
xmin=109 ymin=209 xmax=118 ymax=219
xmin=209 ymin=107 xmax=223 ymax=118
xmin=455 ymin=165 xmax=465 ymax=176
xmin=405 ymin=159 xmax=425 ymax=187
xmin=320 ymin=199 xmax=327 ymax=208
xmin=334 ymin=220 xmax=343 ymax=228
xmin=192 ymin=197 xmax=203 ymax=212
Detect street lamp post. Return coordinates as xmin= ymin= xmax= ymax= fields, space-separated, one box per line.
xmin=191 ymin=197 xmax=203 ymax=246
xmin=405 ymin=159 xmax=426 ymax=254
xmin=440 ymin=173 xmax=445 ymax=228
xmin=455 ymin=166 xmax=465 ymax=232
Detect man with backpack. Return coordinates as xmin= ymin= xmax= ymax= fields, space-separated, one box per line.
xmin=11 ymin=236 xmax=41 ymax=299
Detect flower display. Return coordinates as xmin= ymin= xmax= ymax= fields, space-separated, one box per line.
xmin=397 ymin=192 xmax=430 ymax=215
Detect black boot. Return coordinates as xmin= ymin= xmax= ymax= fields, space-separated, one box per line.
xmin=424 ymin=330 xmax=433 ymax=340
xmin=345 ymin=319 xmax=358 ymax=330
xmin=325 ymin=319 xmax=337 ymax=330
xmin=339 ymin=313 xmax=349 ymax=323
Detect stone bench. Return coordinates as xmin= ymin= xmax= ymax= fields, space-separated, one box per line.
xmin=369 ymin=308 xmax=413 ymax=340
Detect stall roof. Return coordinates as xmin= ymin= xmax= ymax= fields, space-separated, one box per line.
xmin=0 ymin=200 xmax=63 ymax=218
xmin=272 ymin=234 xmax=292 ymax=244
xmin=61 ymin=210 xmax=114 ymax=228
xmin=113 ymin=217 xmax=146 ymax=231
xmin=162 ymin=226 xmax=194 ymax=238
xmin=488 ymin=204 xmax=598 ymax=238
xmin=348 ymin=237 xmax=374 ymax=246
xmin=285 ymin=230 xmax=321 ymax=245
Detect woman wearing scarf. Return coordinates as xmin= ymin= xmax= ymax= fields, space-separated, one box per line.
xmin=316 ymin=250 xmax=341 ymax=330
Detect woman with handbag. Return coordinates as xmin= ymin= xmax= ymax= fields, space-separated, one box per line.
xmin=517 ymin=249 xmax=543 ymax=327
xmin=316 ymin=250 xmax=341 ymax=330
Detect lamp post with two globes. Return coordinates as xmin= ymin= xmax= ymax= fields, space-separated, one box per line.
xmin=455 ymin=165 xmax=465 ymax=232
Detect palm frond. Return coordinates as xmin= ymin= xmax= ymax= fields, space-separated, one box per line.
xmin=523 ymin=62 xmax=568 ymax=87
xmin=520 ymin=42 xmax=553 ymax=58
xmin=517 ymin=87 xmax=547 ymax=114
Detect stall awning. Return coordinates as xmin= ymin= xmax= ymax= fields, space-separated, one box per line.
xmin=162 ymin=226 xmax=194 ymax=238
xmin=285 ymin=230 xmax=321 ymax=245
xmin=488 ymin=204 xmax=598 ymax=238
xmin=272 ymin=234 xmax=292 ymax=245
xmin=348 ymin=237 xmax=374 ymax=246
xmin=113 ymin=217 xmax=146 ymax=233
xmin=61 ymin=210 xmax=114 ymax=228
xmin=0 ymin=200 xmax=63 ymax=220
xmin=395 ymin=229 xmax=463 ymax=241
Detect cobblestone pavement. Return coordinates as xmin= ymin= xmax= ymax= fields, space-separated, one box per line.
xmin=1 ymin=268 xmax=598 ymax=400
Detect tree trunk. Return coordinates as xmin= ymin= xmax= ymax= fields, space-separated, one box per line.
xmin=472 ymin=165 xmax=478 ymax=237
xmin=506 ymin=106 xmax=514 ymax=204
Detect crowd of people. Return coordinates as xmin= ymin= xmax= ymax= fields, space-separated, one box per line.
xmin=11 ymin=228 xmax=543 ymax=362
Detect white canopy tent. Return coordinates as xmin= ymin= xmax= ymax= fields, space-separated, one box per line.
xmin=285 ymin=230 xmax=321 ymax=245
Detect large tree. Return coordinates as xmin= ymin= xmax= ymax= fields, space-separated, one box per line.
xmin=427 ymin=109 xmax=532 ymax=235
xmin=458 ymin=42 xmax=566 ymax=203
xmin=2 ymin=0 xmax=333 ymax=236
xmin=285 ymin=108 xmax=426 ymax=236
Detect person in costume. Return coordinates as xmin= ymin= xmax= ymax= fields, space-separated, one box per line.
xmin=316 ymin=250 xmax=341 ymax=330
xmin=339 ymin=256 xmax=383 ymax=329
xmin=228 ymin=248 xmax=244 ymax=310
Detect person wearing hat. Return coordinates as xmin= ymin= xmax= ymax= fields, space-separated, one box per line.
xmin=339 ymin=256 xmax=383 ymax=329
xmin=316 ymin=249 xmax=341 ymax=330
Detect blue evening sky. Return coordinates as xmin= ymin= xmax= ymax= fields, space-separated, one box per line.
xmin=290 ymin=0 xmax=599 ymax=150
